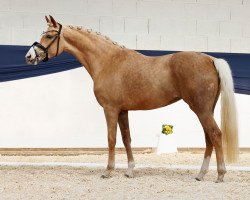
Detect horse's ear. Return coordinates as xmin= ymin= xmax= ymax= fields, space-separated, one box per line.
xmin=49 ymin=15 xmax=57 ymax=28
xmin=45 ymin=16 xmax=50 ymax=23
xmin=45 ymin=16 xmax=50 ymax=24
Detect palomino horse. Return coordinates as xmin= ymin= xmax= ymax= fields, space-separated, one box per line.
xmin=25 ymin=16 xmax=239 ymax=182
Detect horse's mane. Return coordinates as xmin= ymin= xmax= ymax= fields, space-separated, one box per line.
xmin=67 ymin=25 xmax=126 ymax=49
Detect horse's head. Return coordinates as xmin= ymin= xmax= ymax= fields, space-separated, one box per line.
xmin=25 ymin=15 xmax=65 ymax=65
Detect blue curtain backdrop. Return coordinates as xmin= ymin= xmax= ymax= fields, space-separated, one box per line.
xmin=0 ymin=45 xmax=249 ymax=95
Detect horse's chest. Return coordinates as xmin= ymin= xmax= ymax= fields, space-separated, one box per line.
xmin=93 ymin=80 xmax=121 ymax=106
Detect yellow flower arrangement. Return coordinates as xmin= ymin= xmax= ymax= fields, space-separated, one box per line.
xmin=162 ymin=124 xmax=173 ymax=135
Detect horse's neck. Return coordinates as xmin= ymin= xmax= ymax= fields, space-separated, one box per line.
xmin=63 ymin=27 xmax=122 ymax=79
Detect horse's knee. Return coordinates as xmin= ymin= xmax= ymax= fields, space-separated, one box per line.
xmin=108 ymin=132 xmax=116 ymax=142
xmin=122 ymin=135 xmax=131 ymax=144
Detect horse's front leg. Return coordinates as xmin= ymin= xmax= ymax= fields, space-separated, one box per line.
xmin=118 ymin=110 xmax=135 ymax=178
xmin=101 ymin=107 xmax=119 ymax=178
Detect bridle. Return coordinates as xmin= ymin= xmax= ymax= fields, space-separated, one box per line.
xmin=31 ymin=23 xmax=62 ymax=62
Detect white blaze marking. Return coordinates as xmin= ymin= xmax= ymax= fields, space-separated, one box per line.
xmin=25 ymin=46 xmax=38 ymax=65
xmin=26 ymin=47 xmax=36 ymax=59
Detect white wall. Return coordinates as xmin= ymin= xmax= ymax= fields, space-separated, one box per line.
xmin=0 ymin=68 xmax=249 ymax=148
xmin=1 ymin=0 xmax=250 ymax=52
xmin=0 ymin=0 xmax=250 ymax=148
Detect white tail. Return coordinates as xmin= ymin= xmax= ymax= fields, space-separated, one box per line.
xmin=213 ymin=58 xmax=239 ymax=163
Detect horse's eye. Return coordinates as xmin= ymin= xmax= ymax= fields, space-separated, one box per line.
xmin=46 ymin=35 xmax=53 ymax=39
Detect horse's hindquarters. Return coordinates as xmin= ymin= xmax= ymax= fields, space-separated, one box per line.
xmin=170 ymin=52 xmax=220 ymax=114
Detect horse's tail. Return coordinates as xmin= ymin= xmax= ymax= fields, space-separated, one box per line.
xmin=213 ymin=58 xmax=239 ymax=163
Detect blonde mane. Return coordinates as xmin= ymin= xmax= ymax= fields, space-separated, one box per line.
xmin=67 ymin=25 xmax=126 ymax=49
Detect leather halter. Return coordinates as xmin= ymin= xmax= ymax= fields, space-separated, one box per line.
xmin=31 ymin=23 xmax=62 ymax=62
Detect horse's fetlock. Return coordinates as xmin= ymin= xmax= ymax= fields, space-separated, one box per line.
xmin=128 ymin=161 xmax=135 ymax=169
xmin=218 ymin=169 xmax=226 ymax=176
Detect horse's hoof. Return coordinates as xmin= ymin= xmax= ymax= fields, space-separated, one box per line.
xmin=215 ymin=179 xmax=224 ymax=183
xmin=101 ymin=174 xmax=110 ymax=179
xmin=101 ymin=168 xmax=113 ymax=178
xmin=215 ymin=173 xmax=225 ymax=183
xmin=124 ymin=170 xmax=134 ymax=178
xmin=195 ymin=175 xmax=204 ymax=181
xmin=101 ymin=171 xmax=111 ymax=178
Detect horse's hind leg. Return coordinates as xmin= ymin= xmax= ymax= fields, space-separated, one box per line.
xmin=196 ymin=132 xmax=213 ymax=181
xmin=196 ymin=91 xmax=219 ymax=181
xmin=197 ymin=112 xmax=226 ymax=182
xmin=118 ymin=111 xmax=135 ymax=178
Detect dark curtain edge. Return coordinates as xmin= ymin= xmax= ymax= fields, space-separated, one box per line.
xmin=1 ymin=45 xmax=249 ymax=95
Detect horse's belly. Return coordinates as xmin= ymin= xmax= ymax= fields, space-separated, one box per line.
xmin=121 ymin=91 xmax=180 ymax=110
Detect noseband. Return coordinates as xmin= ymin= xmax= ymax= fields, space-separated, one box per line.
xmin=31 ymin=23 xmax=62 ymax=62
